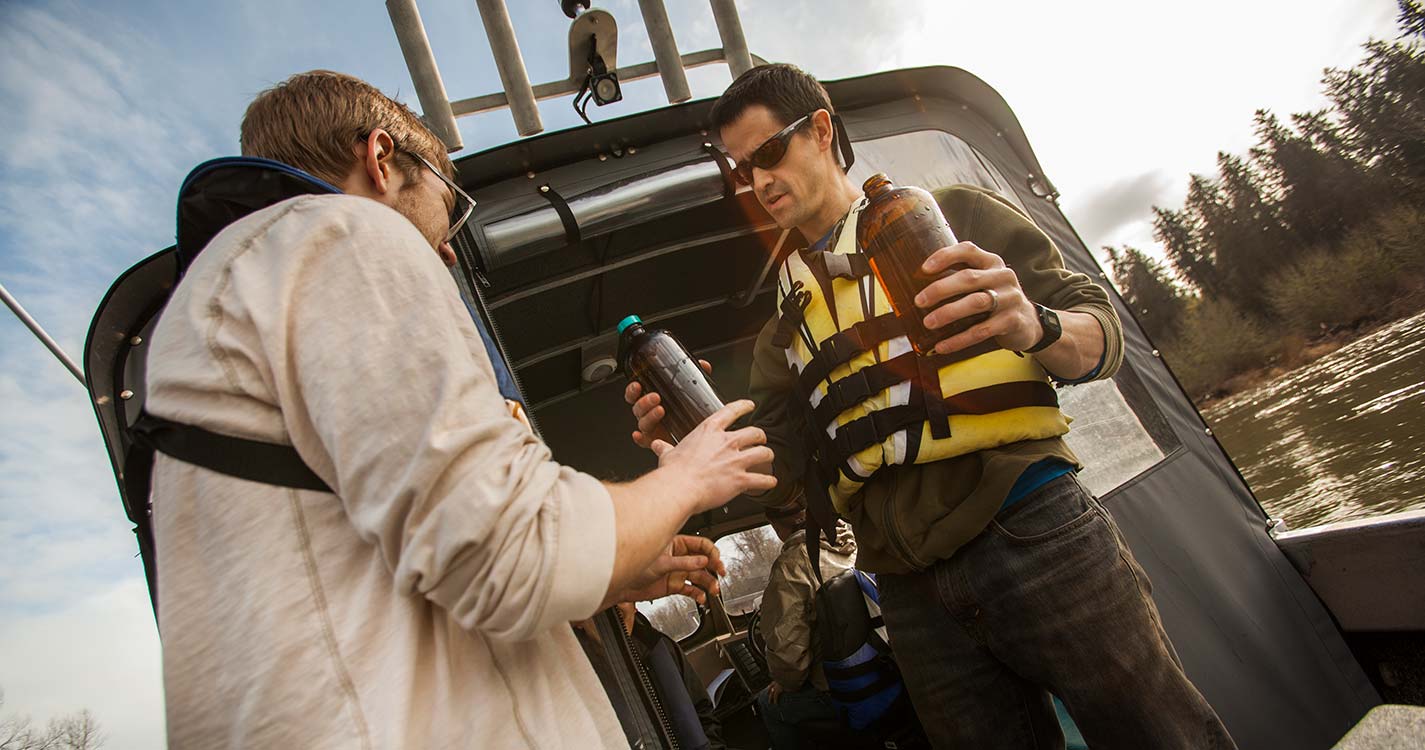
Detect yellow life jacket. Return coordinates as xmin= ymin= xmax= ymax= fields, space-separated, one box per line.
xmin=772 ymin=200 xmax=1070 ymax=513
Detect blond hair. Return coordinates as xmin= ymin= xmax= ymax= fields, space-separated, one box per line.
xmin=240 ymin=70 xmax=454 ymax=186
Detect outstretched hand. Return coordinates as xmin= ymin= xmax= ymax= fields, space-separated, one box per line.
xmin=651 ymin=399 xmax=776 ymax=513
xmin=612 ymin=534 xmax=727 ymax=605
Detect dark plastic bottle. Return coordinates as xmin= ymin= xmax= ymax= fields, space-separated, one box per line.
xmin=856 ymin=173 xmax=982 ymax=354
xmin=618 ymin=315 xmax=725 ymax=443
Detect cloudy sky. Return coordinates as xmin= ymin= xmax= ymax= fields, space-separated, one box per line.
xmin=0 ymin=0 xmax=1402 ymax=746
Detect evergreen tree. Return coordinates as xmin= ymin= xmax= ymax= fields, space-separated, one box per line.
xmin=1105 ymin=245 xmax=1189 ymax=344
xmin=1251 ymin=110 xmax=1380 ymax=249
xmin=1323 ymin=1 xmax=1425 ymax=198
xmin=1153 ymin=205 xmax=1218 ymax=295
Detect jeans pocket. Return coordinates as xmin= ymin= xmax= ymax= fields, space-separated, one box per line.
xmin=990 ymin=476 xmax=1097 ymax=545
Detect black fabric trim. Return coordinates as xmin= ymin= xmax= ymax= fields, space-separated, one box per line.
xmin=131 ymin=412 xmax=332 ymax=493
xmin=121 ymin=443 xmax=160 ymax=615
xmin=701 ymin=143 xmax=737 ymax=199
xmin=536 ymin=184 xmax=581 ymax=246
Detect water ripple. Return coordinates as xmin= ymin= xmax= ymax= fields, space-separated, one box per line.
xmin=1202 ymin=311 xmax=1425 ymax=530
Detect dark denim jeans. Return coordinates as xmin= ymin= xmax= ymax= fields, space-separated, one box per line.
xmin=756 ymin=684 xmax=838 ymax=750
xmin=879 ymin=474 xmax=1236 ymax=750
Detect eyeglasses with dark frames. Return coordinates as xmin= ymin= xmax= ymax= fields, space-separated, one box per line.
xmin=730 ymin=112 xmax=817 ymax=187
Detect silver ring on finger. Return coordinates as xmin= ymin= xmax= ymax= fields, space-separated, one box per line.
xmin=981 ymin=288 xmax=999 ymax=314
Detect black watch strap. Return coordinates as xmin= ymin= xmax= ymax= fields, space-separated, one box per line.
xmin=1024 ymin=304 xmax=1062 ymax=353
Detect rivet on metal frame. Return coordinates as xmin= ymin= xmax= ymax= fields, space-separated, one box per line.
xmin=120 ymin=390 xmax=134 ymax=400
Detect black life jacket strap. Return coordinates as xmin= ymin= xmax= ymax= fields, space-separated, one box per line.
xmin=795 ymin=313 xmax=906 ymax=392
xmin=130 ymin=412 xmax=333 ymax=493
xmin=808 ymin=351 xmax=920 ymax=428
xmin=822 ymin=381 xmax=1060 ymax=468
xmin=919 ymin=353 xmax=953 ymax=441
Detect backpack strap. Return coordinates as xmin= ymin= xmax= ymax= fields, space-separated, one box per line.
xmin=130 ymin=412 xmax=332 ymax=492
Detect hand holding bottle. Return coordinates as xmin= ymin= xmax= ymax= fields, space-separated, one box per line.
xmin=650 ymin=400 xmax=776 ymax=514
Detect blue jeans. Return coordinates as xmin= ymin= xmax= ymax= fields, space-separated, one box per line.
xmin=878 ymin=474 xmax=1236 ymax=749
xmin=756 ymin=684 xmax=838 ymax=750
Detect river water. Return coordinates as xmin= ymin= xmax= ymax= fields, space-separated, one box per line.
xmin=1200 ymin=310 xmax=1425 ymax=530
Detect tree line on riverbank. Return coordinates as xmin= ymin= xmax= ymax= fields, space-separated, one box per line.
xmin=1106 ymin=0 xmax=1425 ymax=400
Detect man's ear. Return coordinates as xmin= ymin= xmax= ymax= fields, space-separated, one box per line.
xmin=812 ymin=109 xmax=836 ymax=154
xmin=359 ymin=128 xmax=399 ymax=196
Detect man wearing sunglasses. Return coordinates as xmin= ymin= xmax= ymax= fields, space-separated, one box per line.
xmin=144 ymin=70 xmax=776 ymax=748
xmin=628 ymin=64 xmax=1233 ymax=749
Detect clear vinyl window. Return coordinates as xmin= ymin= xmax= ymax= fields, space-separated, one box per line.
xmin=715 ymin=525 xmax=784 ymax=617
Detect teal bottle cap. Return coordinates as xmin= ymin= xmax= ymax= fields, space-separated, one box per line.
xmin=617 ymin=315 xmax=642 ymax=334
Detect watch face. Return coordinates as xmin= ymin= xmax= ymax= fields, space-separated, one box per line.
xmin=1041 ymin=305 xmax=1062 ymax=335
xmin=1028 ymin=304 xmax=1062 ymax=353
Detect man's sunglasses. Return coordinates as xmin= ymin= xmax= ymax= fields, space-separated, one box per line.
xmin=731 ymin=112 xmax=815 ymax=187
xmin=409 ymin=152 xmax=477 ymax=245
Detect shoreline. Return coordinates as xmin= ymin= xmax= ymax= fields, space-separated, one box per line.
xmin=1193 ymin=303 xmax=1423 ymax=410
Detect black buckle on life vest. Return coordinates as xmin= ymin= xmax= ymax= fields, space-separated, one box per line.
xmin=809 ymin=250 xmax=873 ymax=280
xmin=797 ymin=313 xmax=906 ymax=395
xmin=830 ymin=404 xmax=922 ymax=460
xmin=772 ymin=280 xmax=812 ymax=349
xmin=811 ymin=351 xmax=921 ymax=429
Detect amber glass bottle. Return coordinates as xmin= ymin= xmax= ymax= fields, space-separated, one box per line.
xmin=618 ymin=315 xmax=725 ymax=442
xmin=856 ymin=173 xmax=979 ymax=354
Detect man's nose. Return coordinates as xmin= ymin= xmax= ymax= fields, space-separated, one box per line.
xmin=754 ymin=166 xmax=775 ymax=195
xmin=437 ymin=241 xmax=457 ymax=268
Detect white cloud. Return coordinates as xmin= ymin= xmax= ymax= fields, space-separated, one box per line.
xmin=0 ymin=578 xmax=165 ymax=750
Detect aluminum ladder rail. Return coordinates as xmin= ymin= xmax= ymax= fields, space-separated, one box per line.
xmin=385 ymin=0 xmax=758 ymax=147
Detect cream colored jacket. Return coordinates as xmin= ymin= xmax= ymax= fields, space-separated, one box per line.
xmin=147 ymin=194 xmax=625 ymax=748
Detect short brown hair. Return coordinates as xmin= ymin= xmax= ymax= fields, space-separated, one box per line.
xmin=240 ymin=70 xmax=454 ymax=186
xmin=709 ymin=63 xmax=834 ymax=133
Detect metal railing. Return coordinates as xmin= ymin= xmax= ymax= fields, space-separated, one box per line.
xmin=385 ymin=0 xmax=759 ymax=149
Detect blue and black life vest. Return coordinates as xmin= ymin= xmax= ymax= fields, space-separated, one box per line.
xmin=814 ymin=568 xmax=905 ymax=731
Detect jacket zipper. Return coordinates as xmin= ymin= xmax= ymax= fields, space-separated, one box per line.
xmin=880 ymin=468 xmax=927 ymax=570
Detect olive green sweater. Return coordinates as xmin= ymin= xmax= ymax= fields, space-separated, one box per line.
xmin=748 ymin=185 xmax=1124 ymax=574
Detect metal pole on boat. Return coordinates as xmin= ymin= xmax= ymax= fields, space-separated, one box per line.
xmin=0 ymin=281 xmax=85 ymax=387
xmin=386 ymin=0 xmax=464 ymax=152
xmin=708 ymin=0 xmax=753 ymax=78
xmin=636 ymin=0 xmax=691 ymax=103
xmin=474 ymin=0 xmax=544 ymax=136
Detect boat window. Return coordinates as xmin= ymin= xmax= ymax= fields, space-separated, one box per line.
xmin=1058 ymin=362 xmax=1179 ymax=497
xmin=846 ymin=130 xmax=1028 ymax=214
xmin=637 ymin=594 xmax=701 ymax=643
xmin=716 ymin=525 xmax=784 ymax=617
